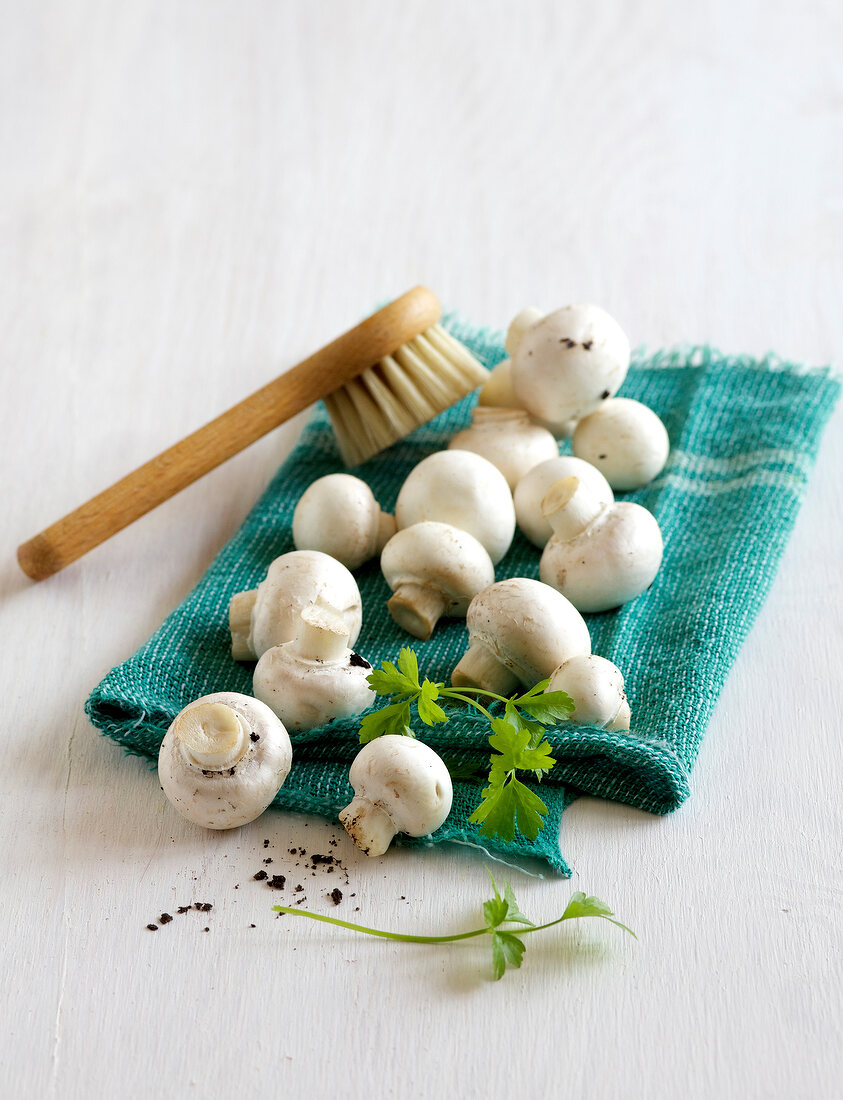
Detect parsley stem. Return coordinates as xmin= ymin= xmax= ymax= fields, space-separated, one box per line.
xmin=439 ymin=690 xmax=494 ymax=720
xmin=273 ymin=906 xmax=491 ymax=943
xmin=440 ymin=686 xmax=513 ymax=706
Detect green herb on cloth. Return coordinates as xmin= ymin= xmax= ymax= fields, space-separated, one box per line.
xmin=359 ymin=648 xmax=574 ymax=842
xmin=273 ymin=869 xmax=633 ymax=981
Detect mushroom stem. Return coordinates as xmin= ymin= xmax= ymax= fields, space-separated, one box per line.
xmin=229 ymin=589 xmax=258 ymax=660
xmin=542 ymin=476 xmax=604 ymax=540
xmin=293 ymin=607 xmax=351 ymax=662
xmin=451 ymin=640 xmax=521 ymax=696
xmin=374 ymin=511 xmax=397 ymax=554
xmin=173 ymin=701 xmax=250 ymax=770
xmin=339 ymin=796 xmax=397 ymax=857
xmin=387 ymin=583 xmax=449 ymax=641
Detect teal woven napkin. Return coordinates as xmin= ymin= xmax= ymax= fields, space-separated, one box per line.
xmin=86 ymin=315 xmax=840 ymax=875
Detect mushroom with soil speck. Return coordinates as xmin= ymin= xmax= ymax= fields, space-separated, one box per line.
xmin=252 ymin=605 xmax=375 ymax=732
xmin=229 ymin=549 xmax=362 ymax=660
xmin=292 ymin=473 xmax=396 ymax=569
xmin=452 ymin=577 xmax=591 ymax=695
xmin=509 ymin=304 xmax=630 ymax=425
xmin=539 ymin=476 xmax=663 ymax=612
xmin=158 ymin=693 xmax=292 ymax=830
xmin=395 ymin=449 xmax=515 ymax=565
xmin=571 ymin=397 xmax=670 ymax=491
xmin=339 ymin=735 xmax=453 ymax=856
xmin=514 ymin=455 xmax=614 ymax=548
xmin=546 ymin=654 xmax=631 ymax=731
xmin=380 ymin=521 xmax=494 ymax=639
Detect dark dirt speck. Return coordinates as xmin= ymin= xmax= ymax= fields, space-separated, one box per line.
xmin=329 ymin=888 xmax=343 ymax=906
xmin=349 ymin=653 xmax=371 ymax=669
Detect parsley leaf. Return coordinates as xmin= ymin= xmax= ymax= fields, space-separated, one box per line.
xmin=516 ymin=689 xmax=575 ymax=725
xmin=561 ymin=891 xmax=637 ymax=937
xmin=416 ymin=680 xmax=449 ymax=725
xmin=490 ymin=931 xmax=526 ymax=980
xmin=358 ymin=700 xmax=414 ymax=743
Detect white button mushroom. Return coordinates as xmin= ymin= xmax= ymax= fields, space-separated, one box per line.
xmin=229 ymin=550 xmax=362 ymax=661
xmin=539 ymin=476 xmax=663 ymax=612
xmin=452 ymin=577 xmax=591 ymax=696
xmin=292 ymin=473 xmax=396 ymax=570
xmin=514 ymin=455 xmax=615 ymax=548
xmin=477 ymin=359 xmax=577 ymax=438
xmin=339 ymin=735 xmax=453 ymax=856
xmin=394 ymin=449 xmax=516 ymax=565
xmin=447 ymin=407 xmax=559 ymax=491
xmin=505 ymin=307 xmax=544 ymax=357
xmin=510 ymin=304 xmax=630 ymax=426
xmin=252 ymin=605 xmax=376 ymax=732
xmin=380 ymin=521 xmax=495 ymax=640
xmin=158 ymin=692 xmax=292 ymax=830
xmin=571 ymin=397 xmax=670 ymax=491
xmin=546 ymin=654 xmax=631 ymax=731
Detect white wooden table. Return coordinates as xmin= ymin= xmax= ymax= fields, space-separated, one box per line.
xmin=3 ymin=3 xmax=841 ymax=1097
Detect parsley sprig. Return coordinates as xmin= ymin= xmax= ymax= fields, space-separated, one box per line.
xmin=358 ymin=648 xmax=575 ymax=844
xmin=273 ymin=870 xmax=633 ymax=980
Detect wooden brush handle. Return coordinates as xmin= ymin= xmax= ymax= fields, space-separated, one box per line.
xmin=18 ymin=286 xmax=441 ymax=581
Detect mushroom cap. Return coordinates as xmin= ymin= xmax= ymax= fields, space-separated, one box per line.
xmin=249 ymin=550 xmax=362 ymax=658
xmin=572 ymin=397 xmax=670 ymax=491
xmin=346 ymin=735 xmax=453 ymax=837
xmin=253 ymin=642 xmax=374 ymax=733
xmin=511 ymin=304 xmax=630 ymax=424
xmin=514 ymin=456 xmax=615 ymax=548
xmin=477 ymin=358 xmax=519 ymax=408
xmin=292 ymin=473 xmax=394 ymax=569
xmin=462 ymin=577 xmax=591 ymax=687
xmin=547 ymin=654 xmax=630 ymax=730
xmin=447 ymin=408 xmax=559 ymax=490
xmin=540 ymin=501 xmax=663 ymax=612
xmin=381 ymin=521 xmax=494 ymax=611
xmin=158 ymin=692 xmax=292 ymax=830
xmin=395 ymin=449 xmax=516 ymax=565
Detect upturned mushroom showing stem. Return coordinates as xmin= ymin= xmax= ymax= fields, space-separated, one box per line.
xmin=380 ymin=521 xmax=494 ymax=640
xmin=229 ymin=549 xmax=363 ymax=661
xmin=158 ymin=693 xmax=292 ymax=830
xmin=539 ymin=476 xmax=663 ymax=612
xmin=252 ymin=606 xmax=375 ymax=732
xmin=339 ymin=735 xmax=453 ymax=856
xmin=451 ymin=577 xmax=591 ymax=695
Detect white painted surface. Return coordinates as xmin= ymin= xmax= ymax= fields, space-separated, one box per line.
xmin=2 ymin=2 xmax=841 ymax=1097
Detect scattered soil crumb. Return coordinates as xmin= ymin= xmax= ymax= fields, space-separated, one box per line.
xmin=194 ymin=902 xmax=213 ymax=912
xmin=250 ymin=923 xmax=256 ymax=928
xmin=329 ymin=889 xmax=343 ymax=906
xmin=263 ymin=857 xmax=273 ymax=864
xmin=177 ymin=906 xmax=192 ymax=914
xmin=146 ymin=924 xmax=158 ymax=932
xmin=202 ymin=927 xmax=210 ymax=933
xmin=253 ymin=870 xmax=268 ymax=881
xmin=159 ymin=913 xmax=173 ymax=924
xmin=268 ymin=875 xmax=287 ymax=890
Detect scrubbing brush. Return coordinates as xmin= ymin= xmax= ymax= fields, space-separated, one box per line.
xmin=17 ymin=286 xmax=489 ymax=580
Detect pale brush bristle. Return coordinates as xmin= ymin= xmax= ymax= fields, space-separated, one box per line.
xmin=324 ymin=324 xmax=489 ymax=466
